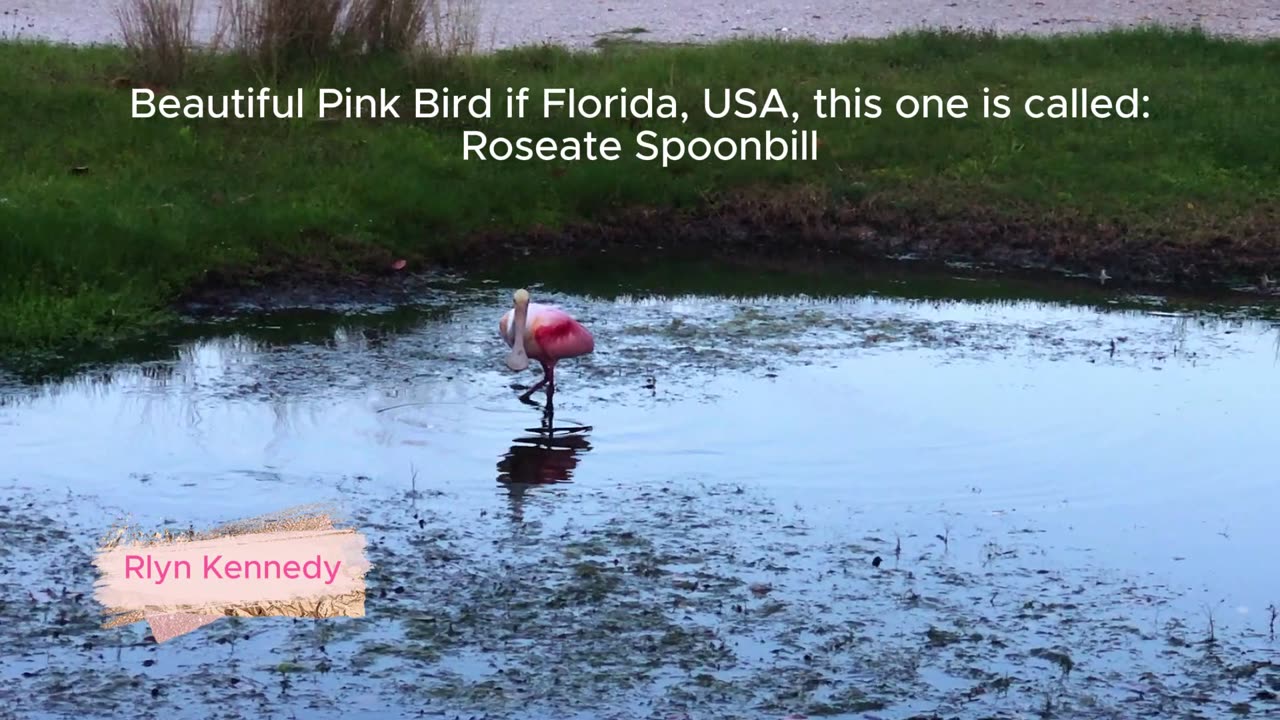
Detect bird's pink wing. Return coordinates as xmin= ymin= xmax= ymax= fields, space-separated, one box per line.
xmin=531 ymin=309 xmax=594 ymax=359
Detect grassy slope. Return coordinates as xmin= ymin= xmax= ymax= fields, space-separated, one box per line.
xmin=1 ymin=29 xmax=1278 ymax=351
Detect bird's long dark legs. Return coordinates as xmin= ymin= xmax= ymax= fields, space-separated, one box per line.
xmin=540 ymin=395 xmax=555 ymax=433
xmin=518 ymin=361 xmax=556 ymax=403
xmin=518 ymin=379 xmax=546 ymax=402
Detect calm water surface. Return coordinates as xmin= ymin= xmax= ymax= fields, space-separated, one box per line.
xmin=2 ymin=262 xmax=1278 ymax=719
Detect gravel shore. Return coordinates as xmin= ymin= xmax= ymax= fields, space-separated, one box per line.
xmin=2 ymin=0 xmax=1276 ymax=48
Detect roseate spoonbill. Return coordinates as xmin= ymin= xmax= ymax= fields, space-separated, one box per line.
xmin=500 ymin=289 xmax=594 ymax=402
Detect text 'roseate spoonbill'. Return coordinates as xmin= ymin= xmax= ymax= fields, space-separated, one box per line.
xmin=499 ymin=289 xmax=594 ymax=402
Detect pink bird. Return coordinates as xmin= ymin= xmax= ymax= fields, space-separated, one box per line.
xmin=499 ymin=288 xmax=594 ymax=401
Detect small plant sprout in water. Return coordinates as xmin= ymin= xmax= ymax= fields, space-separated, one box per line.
xmin=1040 ymin=692 xmax=1056 ymax=718
xmin=1203 ymin=599 xmax=1227 ymax=644
xmin=983 ymin=541 xmax=1017 ymax=565
xmin=936 ymin=519 xmax=953 ymax=554
xmin=405 ymin=462 xmax=422 ymax=503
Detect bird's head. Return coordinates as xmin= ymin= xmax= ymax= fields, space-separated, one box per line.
xmin=513 ymin=288 xmax=530 ymax=306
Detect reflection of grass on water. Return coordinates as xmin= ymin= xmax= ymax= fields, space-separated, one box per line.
xmin=2 ymin=28 xmax=1279 ymax=353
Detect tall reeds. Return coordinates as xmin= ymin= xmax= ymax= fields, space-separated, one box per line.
xmin=115 ymin=0 xmax=197 ymax=85
xmin=116 ymin=0 xmax=483 ymax=82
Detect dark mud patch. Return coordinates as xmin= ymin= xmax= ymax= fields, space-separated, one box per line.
xmin=176 ymin=232 xmax=446 ymax=315
xmin=449 ymin=186 xmax=1280 ymax=292
xmin=175 ymin=186 xmax=1280 ymax=317
xmin=3 ymin=480 xmax=1277 ymax=719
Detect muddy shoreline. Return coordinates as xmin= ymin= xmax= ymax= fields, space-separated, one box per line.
xmin=5 ymin=475 xmax=1280 ymax=720
xmin=178 ymin=187 xmax=1280 ymax=314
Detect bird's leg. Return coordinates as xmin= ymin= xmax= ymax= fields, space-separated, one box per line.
xmin=541 ymin=397 xmax=555 ymax=435
xmin=517 ymin=362 xmax=555 ymax=403
xmin=518 ymin=373 xmax=548 ymax=402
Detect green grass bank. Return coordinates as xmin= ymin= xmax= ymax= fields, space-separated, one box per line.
xmin=2 ymin=28 xmax=1279 ymax=353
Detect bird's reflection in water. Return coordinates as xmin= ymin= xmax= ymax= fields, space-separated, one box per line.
xmin=497 ymin=400 xmax=592 ymax=523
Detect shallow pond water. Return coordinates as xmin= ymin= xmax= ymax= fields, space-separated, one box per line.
xmin=2 ymin=262 xmax=1279 ymax=719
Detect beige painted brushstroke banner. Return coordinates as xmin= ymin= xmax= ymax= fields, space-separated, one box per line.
xmin=94 ymin=505 xmax=370 ymax=642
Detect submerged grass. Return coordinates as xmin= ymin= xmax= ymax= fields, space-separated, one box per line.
xmin=2 ymin=28 xmax=1279 ymax=352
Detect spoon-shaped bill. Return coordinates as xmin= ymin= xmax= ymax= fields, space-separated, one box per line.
xmin=506 ymin=289 xmax=531 ymax=371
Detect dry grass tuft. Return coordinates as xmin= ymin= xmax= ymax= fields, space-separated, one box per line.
xmin=344 ymin=0 xmax=426 ymax=54
xmin=419 ymin=0 xmax=481 ymax=58
xmin=115 ymin=0 xmax=482 ymax=81
xmin=218 ymin=0 xmax=347 ymax=73
xmin=115 ymin=0 xmax=197 ymax=84
xmin=215 ymin=0 xmax=482 ymax=74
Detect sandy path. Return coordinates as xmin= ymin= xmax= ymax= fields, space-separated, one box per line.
xmin=1 ymin=0 xmax=1276 ymax=47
